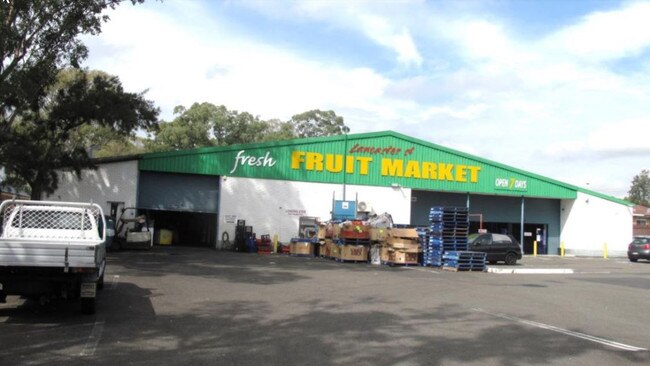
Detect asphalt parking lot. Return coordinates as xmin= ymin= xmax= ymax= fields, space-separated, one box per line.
xmin=1 ymin=247 xmax=649 ymax=366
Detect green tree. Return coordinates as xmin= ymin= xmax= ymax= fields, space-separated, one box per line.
xmin=289 ymin=109 xmax=350 ymax=138
xmin=0 ymin=0 xmax=150 ymax=198
xmin=3 ymin=68 xmax=158 ymax=199
xmin=0 ymin=0 xmax=145 ymax=156
xmin=147 ymin=104 xmax=352 ymax=152
xmin=259 ymin=119 xmax=296 ymax=142
xmin=147 ymin=103 xmax=217 ymax=152
xmin=149 ymin=103 xmax=279 ymax=151
xmin=627 ymin=169 xmax=650 ymax=206
xmin=80 ymin=124 xmax=148 ymax=158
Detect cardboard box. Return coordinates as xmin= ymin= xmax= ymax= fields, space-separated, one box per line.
xmin=369 ymin=228 xmax=387 ymax=242
xmin=385 ymin=240 xmax=421 ymax=252
xmin=387 ymin=250 xmax=419 ymax=264
xmin=386 ymin=235 xmax=419 ymax=245
xmin=331 ymin=224 xmax=341 ymax=239
xmin=339 ymin=245 xmax=369 ymax=261
xmin=290 ymin=241 xmax=314 ymax=256
xmin=380 ymin=246 xmax=390 ymax=262
xmin=387 ymin=228 xmax=419 ymax=239
xmin=330 ymin=243 xmax=341 ymax=259
xmin=320 ymin=240 xmax=333 ymax=257
xmin=318 ymin=225 xmax=327 ymax=239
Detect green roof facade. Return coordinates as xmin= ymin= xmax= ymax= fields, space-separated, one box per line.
xmin=138 ymin=131 xmax=628 ymax=203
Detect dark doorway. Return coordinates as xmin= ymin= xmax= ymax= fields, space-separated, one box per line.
xmin=148 ymin=210 xmax=217 ymax=248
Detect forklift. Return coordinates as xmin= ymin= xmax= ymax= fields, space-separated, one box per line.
xmin=113 ymin=208 xmax=153 ymax=250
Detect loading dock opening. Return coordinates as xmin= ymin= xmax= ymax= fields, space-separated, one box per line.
xmin=148 ymin=210 xmax=217 ymax=248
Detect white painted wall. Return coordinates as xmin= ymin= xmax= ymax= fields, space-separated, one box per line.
xmin=44 ymin=160 xmax=139 ymax=216
xmin=217 ymin=177 xmax=412 ymax=247
xmin=560 ymin=192 xmax=633 ymax=257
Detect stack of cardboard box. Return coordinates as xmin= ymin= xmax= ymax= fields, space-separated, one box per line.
xmin=380 ymin=228 xmax=421 ymax=265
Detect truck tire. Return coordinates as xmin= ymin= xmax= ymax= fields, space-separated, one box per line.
xmin=81 ymin=297 xmax=96 ymax=314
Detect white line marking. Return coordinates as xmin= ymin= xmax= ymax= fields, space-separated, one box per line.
xmin=473 ymin=308 xmax=646 ymax=352
xmin=80 ymin=320 xmax=105 ymax=356
xmin=110 ymin=275 xmax=120 ymax=290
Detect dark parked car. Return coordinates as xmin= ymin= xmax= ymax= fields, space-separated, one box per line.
xmin=468 ymin=233 xmax=522 ymax=265
xmin=628 ymin=237 xmax=650 ymax=262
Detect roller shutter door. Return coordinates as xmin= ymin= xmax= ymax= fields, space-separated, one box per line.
xmin=138 ymin=171 xmax=219 ymax=213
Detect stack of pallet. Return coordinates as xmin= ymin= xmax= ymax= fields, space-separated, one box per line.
xmin=423 ymin=206 xmax=469 ymax=267
xmin=442 ymin=251 xmax=486 ymax=272
xmin=416 ymin=227 xmax=431 ymax=264
xmin=381 ymin=228 xmax=421 ymax=265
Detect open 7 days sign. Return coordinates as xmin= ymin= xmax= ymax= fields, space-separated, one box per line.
xmin=495 ymin=177 xmax=528 ymax=191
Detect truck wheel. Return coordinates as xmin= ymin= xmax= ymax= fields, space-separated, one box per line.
xmin=81 ymin=298 xmax=96 ymax=314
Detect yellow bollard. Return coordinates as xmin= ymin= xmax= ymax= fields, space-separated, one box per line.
xmin=560 ymin=241 xmax=565 ymax=257
xmin=533 ymin=241 xmax=537 ymax=257
xmin=273 ymin=234 xmax=279 ymax=253
xmin=603 ymin=242 xmax=608 ymax=259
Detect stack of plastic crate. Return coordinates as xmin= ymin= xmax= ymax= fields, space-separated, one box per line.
xmin=424 ymin=206 xmax=469 ymax=267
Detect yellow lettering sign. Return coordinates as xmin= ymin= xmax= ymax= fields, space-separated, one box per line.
xmin=292 ymin=150 xmax=481 ymax=184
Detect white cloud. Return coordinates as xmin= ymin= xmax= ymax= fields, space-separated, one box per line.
xmin=84 ymin=3 xmax=392 ymax=123
xmin=542 ymin=119 xmax=650 ymax=159
xmin=244 ymin=0 xmax=424 ymax=67
xmin=543 ymin=1 xmax=650 ymax=62
xmin=357 ymin=14 xmax=423 ymax=66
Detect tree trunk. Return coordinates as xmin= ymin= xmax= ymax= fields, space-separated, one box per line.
xmin=29 ymin=182 xmax=42 ymax=201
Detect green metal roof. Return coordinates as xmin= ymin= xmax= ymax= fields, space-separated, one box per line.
xmin=138 ymin=130 xmax=631 ymax=204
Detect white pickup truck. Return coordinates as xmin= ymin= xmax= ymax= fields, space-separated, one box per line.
xmin=0 ymin=200 xmax=107 ymax=314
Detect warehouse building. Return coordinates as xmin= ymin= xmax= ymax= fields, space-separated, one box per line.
xmin=47 ymin=131 xmax=634 ymax=256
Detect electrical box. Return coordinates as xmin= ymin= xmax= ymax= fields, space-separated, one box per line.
xmin=332 ymin=200 xmax=357 ymax=221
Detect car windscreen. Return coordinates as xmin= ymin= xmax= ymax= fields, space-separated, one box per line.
xmin=468 ymin=233 xmax=481 ymax=242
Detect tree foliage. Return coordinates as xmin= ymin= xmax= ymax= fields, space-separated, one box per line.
xmin=0 ymin=0 xmax=150 ymax=198
xmin=0 ymin=0 xmax=144 ymax=139
xmin=148 ymin=104 xmax=350 ymax=152
xmin=627 ymin=169 xmax=650 ymax=206
xmin=290 ymin=109 xmax=350 ymax=138
xmin=3 ymin=68 xmax=158 ymax=199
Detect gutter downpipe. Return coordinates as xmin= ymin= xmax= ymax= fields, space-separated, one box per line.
xmin=520 ymin=196 xmax=525 ymax=253
xmin=342 ymin=133 xmax=348 ymax=201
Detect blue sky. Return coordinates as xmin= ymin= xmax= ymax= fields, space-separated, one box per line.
xmin=83 ymin=0 xmax=650 ymax=198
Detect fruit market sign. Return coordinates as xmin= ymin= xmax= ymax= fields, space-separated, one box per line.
xmin=290 ymin=145 xmax=481 ymax=184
